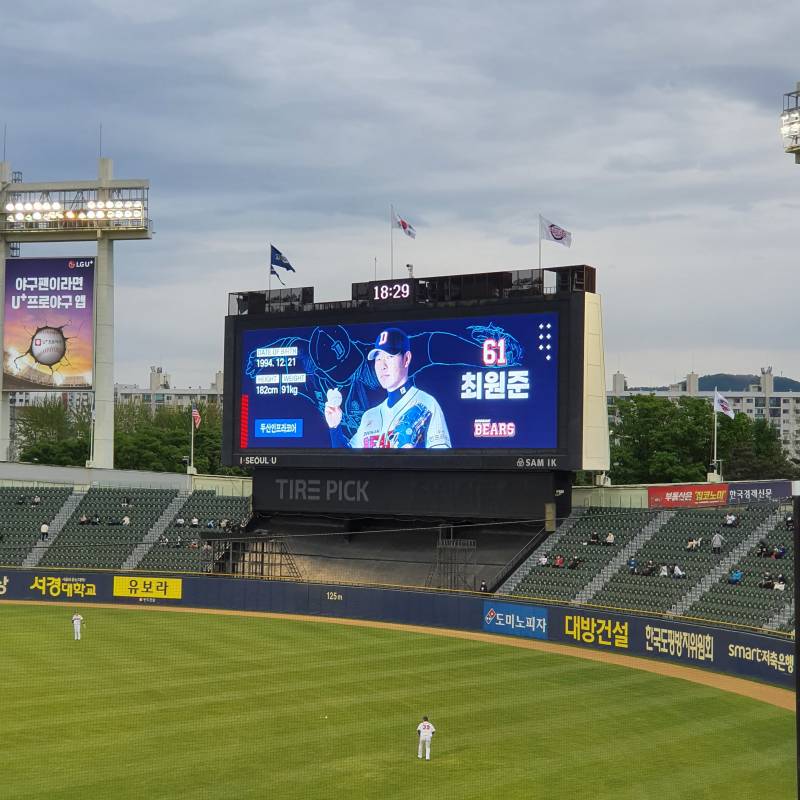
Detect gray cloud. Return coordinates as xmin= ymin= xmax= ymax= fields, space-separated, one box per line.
xmin=2 ymin=0 xmax=798 ymax=388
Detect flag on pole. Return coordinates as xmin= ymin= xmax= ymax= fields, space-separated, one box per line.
xmin=191 ymin=404 xmax=202 ymax=430
xmin=270 ymin=265 xmax=286 ymax=286
xmin=270 ymin=245 xmax=296 ymax=272
xmin=393 ymin=211 xmax=417 ymax=239
xmin=713 ymin=391 xmax=735 ymax=419
xmin=539 ymin=215 xmax=572 ymax=247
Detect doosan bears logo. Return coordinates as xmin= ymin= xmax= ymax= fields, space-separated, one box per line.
xmin=67 ymin=259 xmax=93 ymax=269
xmin=548 ymin=224 xmax=567 ymax=241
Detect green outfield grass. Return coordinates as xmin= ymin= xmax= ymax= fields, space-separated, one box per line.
xmin=1 ymin=603 xmax=795 ymax=800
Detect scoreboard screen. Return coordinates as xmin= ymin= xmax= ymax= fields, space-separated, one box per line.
xmin=237 ymin=311 xmax=559 ymax=452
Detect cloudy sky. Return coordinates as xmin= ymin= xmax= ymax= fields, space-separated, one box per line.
xmin=3 ymin=0 xmax=798 ymax=388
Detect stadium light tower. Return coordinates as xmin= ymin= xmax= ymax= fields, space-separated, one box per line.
xmin=0 ymin=157 xmax=151 ymax=469
xmin=780 ymin=82 xmax=800 ymax=164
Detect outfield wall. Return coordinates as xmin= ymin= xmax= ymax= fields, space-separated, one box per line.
xmin=0 ymin=567 xmax=794 ymax=689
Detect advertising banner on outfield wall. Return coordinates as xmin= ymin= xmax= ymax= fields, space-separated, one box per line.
xmin=482 ymin=601 xmax=548 ymax=639
xmin=648 ymin=484 xmax=729 ymax=509
xmin=727 ymin=480 xmax=792 ymax=505
xmin=0 ymin=568 xmax=793 ymax=687
xmin=3 ymin=257 xmax=95 ymax=391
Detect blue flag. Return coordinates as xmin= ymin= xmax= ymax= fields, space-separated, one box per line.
xmin=270 ymin=265 xmax=286 ymax=286
xmin=270 ymin=245 xmax=296 ymax=272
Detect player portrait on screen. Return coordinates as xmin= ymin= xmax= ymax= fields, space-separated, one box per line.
xmin=323 ymin=327 xmax=451 ymax=449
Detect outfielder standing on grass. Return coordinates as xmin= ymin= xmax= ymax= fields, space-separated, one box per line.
xmin=71 ymin=612 xmax=84 ymax=641
xmin=325 ymin=328 xmax=451 ymax=449
xmin=417 ymin=716 xmax=435 ymax=760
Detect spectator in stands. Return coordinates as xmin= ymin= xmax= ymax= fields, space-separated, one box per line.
xmin=553 ymin=554 xmax=565 ymax=568
xmin=588 ymin=531 xmax=600 ymax=545
xmin=16 ymin=496 xmax=26 ymax=505
xmin=190 ymin=516 xmax=199 ymax=527
xmin=672 ymin=564 xmax=686 ymax=579
xmin=711 ymin=532 xmax=725 ymax=554
xmin=479 ymin=581 xmax=488 ymax=592
xmin=202 ymin=542 xmax=212 ymax=553
xmin=757 ymin=540 xmax=771 ymax=558
xmin=238 ymin=518 xmax=249 ymax=532
xmin=121 ymin=515 xmax=131 ymax=526
xmin=627 ymin=557 xmax=637 ymax=574
xmin=91 ymin=513 xmax=100 ymax=525
xmin=175 ymin=535 xmax=183 ymax=548
xmin=78 ymin=514 xmax=89 ymax=525
xmin=728 ymin=568 xmax=743 ymax=585
xmin=159 ymin=534 xmax=169 ymax=546
xmin=567 ymin=556 xmax=581 ymax=570
xmin=175 ymin=517 xmax=185 ymax=527
xmin=31 ymin=494 xmax=42 ymax=507
xmin=772 ymin=544 xmax=787 ymax=560
xmin=220 ymin=519 xmax=229 ymax=530
xmin=537 ymin=554 xmax=549 ymax=567
xmin=121 ymin=496 xmax=133 ymax=508
xmin=774 ymin=575 xmax=787 ymax=592
xmin=640 ymin=560 xmax=656 ymax=577
xmin=757 ymin=573 xmax=774 ymax=589
xmin=686 ymin=537 xmax=701 ymax=551
xmin=206 ymin=519 xmax=217 ymax=529
xmin=723 ymin=513 xmax=738 ymax=527
xmin=39 ymin=521 xmax=49 ymax=541
xmin=190 ymin=538 xmax=199 ymax=549
xmin=658 ymin=564 xmax=669 ymax=578
xmin=785 ymin=514 xmax=793 ymax=532
xmin=603 ymin=532 xmax=615 ymax=546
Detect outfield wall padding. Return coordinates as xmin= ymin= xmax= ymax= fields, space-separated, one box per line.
xmin=0 ymin=568 xmax=794 ymax=688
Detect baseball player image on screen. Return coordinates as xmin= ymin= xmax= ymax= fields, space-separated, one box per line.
xmin=324 ymin=327 xmax=451 ymax=449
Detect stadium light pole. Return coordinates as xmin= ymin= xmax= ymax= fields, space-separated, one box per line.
xmin=0 ymin=157 xmax=151 ymax=469
xmin=781 ymin=82 xmax=800 ymax=164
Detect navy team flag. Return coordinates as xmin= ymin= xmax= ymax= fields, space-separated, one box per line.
xmin=270 ymin=245 xmax=296 ymax=272
xmin=270 ymin=265 xmax=286 ymax=286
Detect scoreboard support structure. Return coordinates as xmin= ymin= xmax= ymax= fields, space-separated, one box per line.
xmin=224 ymin=265 xmax=609 ymax=529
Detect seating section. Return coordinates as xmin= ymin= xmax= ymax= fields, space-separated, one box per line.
xmin=685 ymin=516 xmax=794 ymax=628
xmin=511 ymin=508 xmax=656 ymax=602
xmin=0 ymin=487 xmax=73 ymax=564
xmin=589 ymin=506 xmax=777 ymax=614
xmin=136 ymin=491 xmax=251 ymax=573
xmin=39 ymin=488 xmax=177 ymax=569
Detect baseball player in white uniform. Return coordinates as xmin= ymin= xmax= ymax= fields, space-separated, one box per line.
xmin=325 ymin=328 xmax=451 ymax=449
xmin=71 ymin=612 xmax=84 ymax=640
xmin=417 ymin=716 xmax=435 ymax=760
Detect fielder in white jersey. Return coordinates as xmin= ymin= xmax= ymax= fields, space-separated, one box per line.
xmin=325 ymin=328 xmax=451 ymax=449
xmin=417 ymin=716 xmax=435 ymax=760
xmin=71 ymin=612 xmax=84 ymax=640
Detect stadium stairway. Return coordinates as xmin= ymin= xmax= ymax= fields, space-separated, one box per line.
xmin=498 ymin=508 xmax=586 ymax=594
xmin=575 ymin=510 xmax=678 ymax=604
xmin=669 ymin=509 xmax=782 ymax=617
xmin=22 ymin=490 xmax=86 ymax=568
xmin=122 ymin=491 xmax=192 ymax=570
xmin=765 ymin=599 xmax=794 ymax=631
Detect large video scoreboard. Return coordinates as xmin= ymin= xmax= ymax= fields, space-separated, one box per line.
xmin=222 ymin=267 xmax=609 ymax=476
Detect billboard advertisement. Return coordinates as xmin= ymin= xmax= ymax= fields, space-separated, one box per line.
xmin=3 ymin=257 xmax=94 ymax=391
xmin=648 ymin=483 xmax=729 ymax=509
xmin=238 ymin=311 xmax=559 ymax=452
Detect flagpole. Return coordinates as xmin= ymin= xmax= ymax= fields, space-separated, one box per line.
xmin=190 ymin=407 xmax=195 ymax=472
xmin=390 ymin=204 xmax=395 ymax=279
xmin=712 ymin=386 xmax=718 ymax=475
xmin=538 ymin=214 xmax=542 ymax=270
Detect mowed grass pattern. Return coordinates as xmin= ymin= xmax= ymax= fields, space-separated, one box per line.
xmin=1 ymin=603 xmax=795 ymax=800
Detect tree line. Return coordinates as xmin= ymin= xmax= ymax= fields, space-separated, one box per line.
xmin=13 ymin=394 xmax=799 ymax=483
xmin=607 ymin=395 xmax=799 ymax=485
xmin=15 ymin=399 xmax=244 ymax=475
